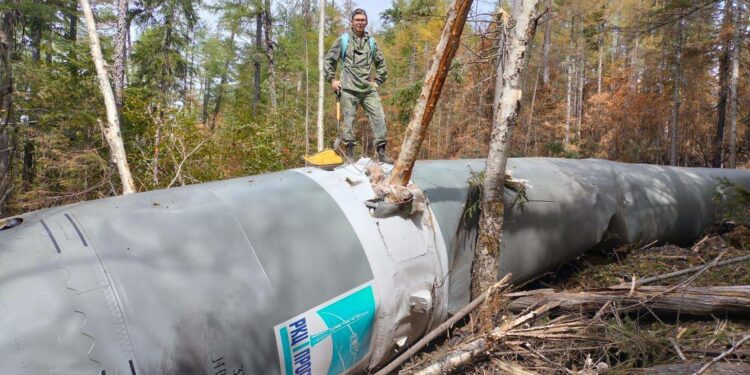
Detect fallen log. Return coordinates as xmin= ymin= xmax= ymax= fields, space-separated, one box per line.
xmin=635 ymin=362 xmax=750 ymax=375
xmin=508 ymin=286 xmax=750 ymax=317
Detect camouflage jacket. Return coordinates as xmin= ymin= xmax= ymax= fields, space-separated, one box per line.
xmin=323 ymin=31 xmax=387 ymax=93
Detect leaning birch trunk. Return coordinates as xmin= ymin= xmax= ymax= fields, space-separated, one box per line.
xmin=264 ymin=0 xmax=278 ymax=111
xmin=80 ymin=0 xmax=136 ymax=195
xmin=472 ymin=1 xmax=540 ymax=300
xmin=387 ymin=0 xmax=475 ymax=186
xmin=728 ymin=0 xmax=740 ymax=168
xmin=669 ymin=18 xmax=684 ymax=166
xmin=316 ymin=0 xmax=325 ymax=152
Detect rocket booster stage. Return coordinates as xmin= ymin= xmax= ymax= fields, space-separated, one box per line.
xmin=0 ymin=158 xmax=747 ymax=374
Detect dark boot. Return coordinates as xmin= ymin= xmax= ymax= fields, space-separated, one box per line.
xmin=376 ymin=144 xmax=394 ymax=164
xmin=345 ymin=142 xmax=355 ymax=160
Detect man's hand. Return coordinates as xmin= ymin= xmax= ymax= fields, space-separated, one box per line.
xmin=370 ymin=81 xmax=379 ymax=89
xmin=331 ymin=80 xmax=341 ymax=92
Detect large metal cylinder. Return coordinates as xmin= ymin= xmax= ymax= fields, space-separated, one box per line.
xmin=0 ymin=158 xmax=747 ymax=374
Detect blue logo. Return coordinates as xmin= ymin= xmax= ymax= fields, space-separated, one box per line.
xmin=275 ymin=283 xmax=377 ymax=375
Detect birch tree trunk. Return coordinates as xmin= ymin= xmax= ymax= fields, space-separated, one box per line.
xmin=387 ymin=0 xmax=475 ymax=186
xmin=210 ymin=28 xmax=235 ymax=130
xmin=80 ymin=0 xmax=136 ymax=195
xmin=253 ymin=13 xmax=262 ymax=111
xmin=0 ymin=4 xmax=17 ymax=211
xmin=524 ymin=65 xmax=541 ymax=154
xmin=714 ymin=46 xmax=729 ymax=168
xmin=316 ymin=0 xmax=325 ymax=152
xmin=597 ymin=21 xmax=603 ymax=94
xmin=611 ymin=2 xmax=620 ymax=62
xmin=264 ymin=0 xmax=278 ymax=111
xmin=202 ymin=76 xmax=211 ymax=124
xmin=564 ymin=12 xmax=574 ymax=146
xmin=114 ymin=0 xmax=128 ymax=109
xmin=541 ymin=0 xmax=551 ymax=86
xmin=576 ymin=51 xmax=585 ymax=141
xmin=728 ymin=0 xmax=740 ymax=168
xmin=713 ymin=2 xmax=732 ymax=168
xmin=303 ymin=0 xmax=310 ymax=156
xmin=472 ymin=0 xmax=540 ymax=300
xmin=669 ymin=18 xmax=684 ymax=166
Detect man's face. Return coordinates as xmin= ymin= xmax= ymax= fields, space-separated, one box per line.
xmin=352 ymin=14 xmax=368 ymax=33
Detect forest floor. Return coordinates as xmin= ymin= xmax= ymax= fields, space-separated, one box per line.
xmin=397 ymin=223 xmax=750 ymax=374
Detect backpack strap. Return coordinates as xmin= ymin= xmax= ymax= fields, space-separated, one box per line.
xmin=340 ymin=32 xmax=377 ymax=63
xmin=340 ymin=32 xmax=349 ymax=62
xmin=369 ymin=37 xmax=376 ymax=62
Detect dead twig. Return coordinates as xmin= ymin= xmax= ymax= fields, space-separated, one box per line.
xmin=413 ymin=302 xmax=562 ymax=375
xmin=167 ymin=138 xmax=209 ymax=189
xmin=691 ymin=235 xmax=710 ymax=252
xmin=693 ymin=334 xmax=750 ymax=375
xmin=671 ymin=338 xmax=688 ymax=362
xmin=612 ymin=253 xmax=750 ymax=288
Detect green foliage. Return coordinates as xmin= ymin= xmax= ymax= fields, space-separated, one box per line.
xmin=380 ymin=0 xmax=436 ymax=27
xmin=130 ymin=26 xmax=190 ymax=94
xmin=5 ymin=0 xmax=748 ymax=219
xmin=388 ymin=81 xmax=422 ymax=123
xmin=713 ymin=177 xmax=750 ymax=225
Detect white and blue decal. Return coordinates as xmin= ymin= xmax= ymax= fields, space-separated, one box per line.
xmin=274 ymin=282 xmax=377 ymax=375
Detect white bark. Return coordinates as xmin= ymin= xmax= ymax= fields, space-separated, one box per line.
xmin=473 ymin=0 xmax=540 ymax=299
xmin=669 ymin=18 xmax=684 ymax=166
xmin=576 ymin=52 xmax=584 ymax=141
xmin=611 ymin=2 xmax=620 ymax=61
xmin=564 ymin=12 xmax=574 ymax=145
xmin=597 ymin=22 xmax=603 ymax=94
xmin=304 ymin=0 xmax=310 ymax=156
xmin=316 ymin=0 xmax=325 ymax=152
xmin=728 ymin=0 xmax=741 ymax=168
xmin=80 ymin=0 xmax=136 ymax=195
xmin=524 ymin=65 xmax=541 ymax=154
xmin=565 ymin=60 xmax=573 ymax=145
xmin=264 ymin=0 xmax=278 ymax=111
xmin=114 ymin=0 xmax=128 ymax=108
xmin=541 ymin=0 xmax=551 ymax=86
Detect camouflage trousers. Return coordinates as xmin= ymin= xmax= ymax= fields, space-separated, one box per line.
xmin=340 ymin=89 xmax=387 ymax=148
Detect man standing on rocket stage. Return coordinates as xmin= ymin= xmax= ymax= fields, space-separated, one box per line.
xmin=323 ymin=8 xmax=393 ymax=164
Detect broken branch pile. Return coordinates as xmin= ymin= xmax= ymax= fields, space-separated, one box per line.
xmin=391 ymin=227 xmax=750 ymax=374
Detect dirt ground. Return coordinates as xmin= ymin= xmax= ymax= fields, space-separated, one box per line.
xmin=399 ymin=223 xmax=750 ymax=374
